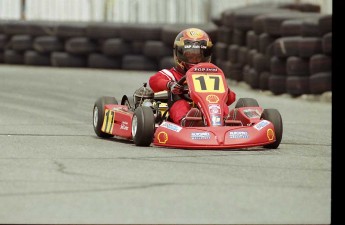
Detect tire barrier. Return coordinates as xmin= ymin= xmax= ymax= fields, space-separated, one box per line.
xmin=215 ymin=2 xmax=331 ymax=97
xmin=0 ymin=1 xmax=331 ymax=97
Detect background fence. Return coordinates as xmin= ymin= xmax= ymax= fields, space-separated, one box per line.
xmin=0 ymin=0 xmax=332 ymax=23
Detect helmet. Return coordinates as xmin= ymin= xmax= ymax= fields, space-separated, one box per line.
xmin=173 ymin=28 xmax=213 ymax=73
xmin=133 ymin=83 xmax=154 ymax=107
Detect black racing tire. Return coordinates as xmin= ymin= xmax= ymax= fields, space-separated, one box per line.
xmin=121 ymin=95 xmax=135 ymax=111
xmin=253 ymin=52 xmax=269 ymax=73
xmin=227 ymin=62 xmax=243 ymax=81
xmin=246 ymin=30 xmax=258 ymax=50
xmin=281 ymin=19 xmax=303 ymax=37
xmin=217 ymin=26 xmax=233 ymax=44
xmin=268 ymin=75 xmax=287 ymax=95
xmin=298 ymin=37 xmax=322 ymax=58
xmin=259 ymin=71 xmax=271 ymax=90
xmin=309 ymin=54 xmax=332 ymax=75
xmin=214 ymin=42 xmax=228 ymax=60
xmin=238 ymin=46 xmax=248 ymax=66
xmin=301 ymin=18 xmax=321 ymax=37
xmin=51 ymin=52 xmax=86 ymax=67
xmin=258 ymin=33 xmax=275 ymax=54
xmin=120 ymin=24 xmax=162 ymax=41
xmin=273 ymin=37 xmax=301 ymax=58
xmin=65 ymin=37 xmax=97 ymax=55
xmin=286 ymin=56 xmax=310 ymax=77
xmin=143 ymin=40 xmax=171 ymax=59
xmin=87 ymin=53 xmax=121 ymax=69
xmin=4 ymin=49 xmax=24 ymax=64
xmin=11 ymin=35 xmax=33 ymax=52
xmin=270 ymin=56 xmax=287 ymax=75
xmin=244 ymin=67 xmax=260 ymax=89
xmin=232 ymin=29 xmax=246 ymax=46
xmin=55 ymin=22 xmax=87 ymax=38
xmin=261 ymin=109 xmax=283 ymax=149
xmin=93 ymin=96 xmax=118 ymax=138
xmin=86 ymin=22 xmax=122 ymax=39
xmin=101 ymin=38 xmax=132 ymax=56
xmin=235 ymin=97 xmax=259 ymax=108
xmin=318 ymin=15 xmax=332 ymax=35
xmin=309 ymin=72 xmax=332 ymax=94
xmin=33 ymin=36 xmax=64 ymax=53
xmin=122 ymin=54 xmax=158 ymax=71
xmin=0 ymin=34 xmax=9 ymax=50
xmin=132 ymin=106 xmax=155 ymax=146
xmin=322 ymin=32 xmax=332 ymax=55
xmin=24 ymin=50 xmax=51 ymax=66
xmin=286 ymin=76 xmax=310 ymax=96
xmin=227 ymin=44 xmax=239 ymax=64
xmin=159 ymin=56 xmax=174 ymax=70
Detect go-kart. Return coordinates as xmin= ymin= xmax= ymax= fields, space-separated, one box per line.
xmin=93 ymin=62 xmax=283 ymax=150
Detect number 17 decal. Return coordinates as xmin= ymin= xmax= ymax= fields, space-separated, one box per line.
xmin=192 ymin=74 xmax=225 ymax=93
xmin=102 ymin=109 xmax=115 ymax=133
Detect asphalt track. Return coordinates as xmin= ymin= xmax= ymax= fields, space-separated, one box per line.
xmin=0 ymin=65 xmax=331 ymax=224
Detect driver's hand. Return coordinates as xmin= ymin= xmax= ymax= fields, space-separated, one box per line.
xmin=167 ymin=81 xmax=183 ymax=95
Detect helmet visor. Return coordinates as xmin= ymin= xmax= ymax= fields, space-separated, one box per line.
xmin=176 ymin=40 xmax=212 ymax=64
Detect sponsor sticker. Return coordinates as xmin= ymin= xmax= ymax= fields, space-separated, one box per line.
xmin=267 ymin=128 xmax=275 ymax=141
xmin=211 ymin=115 xmax=222 ymax=126
xmin=158 ymin=131 xmax=168 ymax=144
xmin=120 ymin=121 xmax=129 ymax=130
xmin=229 ymin=131 xmax=249 ymax=139
xmin=243 ymin=109 xmax=260 ymax=118
xmin=253 ymin=120 xmax=270 ymax=130
xmin=208 ymin=104 xmax=221 ymax=114
xmin=193 ymin=67 xmax=218 ymax=72
xmin=191 ymin=132 xmax=211 ymax=140
xmin=160 ymin=121 xmax=182 ymax=132
xmin=206 ymin=95 xmax=219 ymax=103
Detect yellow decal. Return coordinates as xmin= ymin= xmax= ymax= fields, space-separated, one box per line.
xmin=101 ymin=109 xmax=115 ymax=134
xmin=192 ymin=74 xmax=225 ymax=93
xmin=267 ymin=128 xmax=275 ymax=141
xmin=186 ymin=28 xmax=204 ymax=38
xmin=206 ymin=95 xmax=220 ymax=103
xmin=157 ymin=131 xmax=168 ymax=144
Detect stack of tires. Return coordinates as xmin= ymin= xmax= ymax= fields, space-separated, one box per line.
xmin=215 ymin=2 xmax=332 ymax=96
xmin=0 ymin=20 xmax=217 ymax=71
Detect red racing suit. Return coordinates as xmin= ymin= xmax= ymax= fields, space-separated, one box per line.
xmin=148 ymin=67 xmax=236 ymax=125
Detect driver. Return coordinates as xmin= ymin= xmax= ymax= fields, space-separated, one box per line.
xmin=148 ymin=28 xmax=236 ymax=126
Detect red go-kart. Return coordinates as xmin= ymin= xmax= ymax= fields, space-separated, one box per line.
xmin=93 ymin=62 xmax=283 ymax=150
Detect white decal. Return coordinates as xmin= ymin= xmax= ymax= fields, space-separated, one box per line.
xmin=254 ymin=120 xmax=270 ymax=130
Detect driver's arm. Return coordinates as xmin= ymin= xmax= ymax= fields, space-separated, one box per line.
xmin=226 ymin=88 xmax=236 ymax=106
xmin=149 ymin=71 xmax=171 ymax=92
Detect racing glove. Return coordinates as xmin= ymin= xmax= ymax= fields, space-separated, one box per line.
xmin=167 ymin=81 xmax=183 ymax=95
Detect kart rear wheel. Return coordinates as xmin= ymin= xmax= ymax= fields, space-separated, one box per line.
xmin=121 ymin=95 xmax=135 ymax=110
xmin=235 ymin=98 xmax=259 ymax=108
xmin=261 ymin=109 xmax=283 ymax=149
xmin=132 ymin=106 xmax=155 ymax=146
xmin=93 ymin=96 xmax=118 ymax=138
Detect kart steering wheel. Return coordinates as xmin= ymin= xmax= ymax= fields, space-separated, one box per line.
xmin=176 ymin=75 xmax=192 ymax=102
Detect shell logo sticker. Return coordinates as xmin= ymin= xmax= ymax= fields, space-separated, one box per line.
xmin=206 ymin=95 xmax=219 ymax=103
xmin=186 ymin=28 xmax=204 ymax=38
xmin=157 ymin=131 xmax=168 ymax=144
xmin=267 ymin=129 xmax=275 ymax=141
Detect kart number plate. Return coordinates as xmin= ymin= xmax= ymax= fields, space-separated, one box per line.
xmin=191 ymin=74 xmax=225 ymax=93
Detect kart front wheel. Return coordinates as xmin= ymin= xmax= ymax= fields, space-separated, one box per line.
xmin=132 ymin=106 xmax=155 ymax=146
xmin=261 ymin=109 xmax=283 ymax=149
xmin=235 ymin=98 xmax=259 ymax=108
xmin=93 ymin=96 xmax=118 ymax=138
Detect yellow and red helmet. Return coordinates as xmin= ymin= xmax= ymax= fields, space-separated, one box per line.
xmin=173 ymin=28 xmax=213 ymax=73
